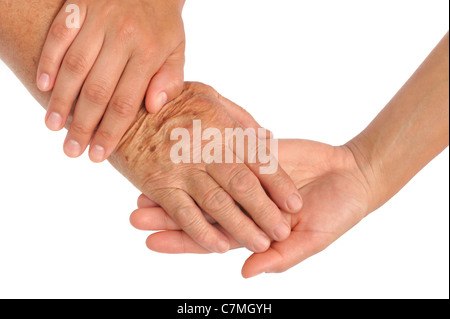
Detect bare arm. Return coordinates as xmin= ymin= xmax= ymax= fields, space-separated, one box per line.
xmin=129 ymin=32 xmax=449 ymax=278
xmin=347 ymin=32 xmax=449 ymax=213
xmin=0 ymin=0 xmax=303 ymax=254
xmin=0 ymin=0 xmax=62 ymax=108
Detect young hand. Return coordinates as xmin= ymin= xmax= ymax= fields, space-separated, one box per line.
xmin=130 ymin=139 xmax=371 ymax=277
xmin=37 ymin=0 xmax=186 ymax=162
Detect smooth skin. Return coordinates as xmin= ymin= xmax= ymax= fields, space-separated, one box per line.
xmin=0 ymin=0 xmax=303 ymax=254
xmin=130 ymin=33 xmax=449 ymax=278
xmin=37 ymin=0 xmax=186 ymax=163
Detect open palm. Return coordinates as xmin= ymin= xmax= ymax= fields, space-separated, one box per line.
xmin=130 ymin=139 xmax=372 ymax=278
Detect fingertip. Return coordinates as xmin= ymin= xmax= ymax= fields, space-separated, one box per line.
xmin=153 ymin=91 xmax=168 ymax=114
xmin=145 ymin=234 xmax=156 ymax=251
xmin=241 ymin=256 xmax=267 ymax=279
xmin=137 ymin=193 xmax=147 ymax=208
xmin=137 ymin=194 xmax=158 ymax=208
xmin=145 ymin=232 xmax=172 ymax=253
xmin=45 ymin=112 xmax=63 ymax=131
xmin=129 ymin=209 xmax=141 ymax=229
xmin=89 ymin=144 xmax=106 ymax=163
xmin=216 ymin=238 xmax=230 ymax=254
xmin=144 ymin=93 xmax=156 ymax=114
xmin=63 ymin=138 xmax=82 ymax=158
xmin=273 ymin=221 xmax=291 ymax=242
xmin=286 ymin=192 xmax=303 ymax=213
xmin=37 ymin=73 xmax=51 ymax=92
xmin=252 ymin=234 xmax=271 ymax=253
xmin=146 ymin=60 xmax=184 ymax=114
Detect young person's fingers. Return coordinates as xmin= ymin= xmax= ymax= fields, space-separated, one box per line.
xmin=241 ymin=229 xmax=328 ymax=278
xmin=130 ymin=207 xmax=181 ymax=231
xmin=37 ymin=1 xmax=87 ymax=92
xmin=45 ymin=19 xmax=104 ymax=133
xmin=88 ymin=55 xmax=157 ymax=162
xmin=146 ymin=228 xmax=242 ymax=254
xmin=137 ymin=194 xmax=159 ymax=208
xmin=135 ymin=194 xmax=217 ymax=224
xmin=64 ymin=42 xmax=129 ymax=157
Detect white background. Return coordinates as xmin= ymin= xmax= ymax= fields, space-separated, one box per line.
xmin=0 ymin=0 xmax=448 ymax=299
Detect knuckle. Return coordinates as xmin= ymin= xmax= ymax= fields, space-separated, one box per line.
xmin=202 ymin=187 xmax=233 ymax=214
xmin=255 ymin=203 xmax=279 ymax=224
xmin=229 ymin=217 xmax=249 ymax=235
xmin=102 ymin=1 xmax=121 ymax=16
xmin=228 ymin=168 xmax=259 ymax=195
xmin=39 ymin=54 xmax=57 ymax=68
xmin=64 ymin=52 xmax=88 ymax=75
xmin=116 ymin=17 xmax=138 ymax=41
xmin=50 ymin=22 xmax=71 ymax=41
xmin=49 ymin=95 xmax=72 ymax=111
xmin=171 ymin=205 xmax=199 ymax=230
xmin=166 ymin=74 xmax=185 ymax=94
xmin=96 ymin=129 xmax=117 ymax=144
xmin=194 ymin=227 xmax=211 ymax=247
xmin=110 ymin=96 xmax=137 ymax=118
xmin=84 ymin=82 xmax=111 ymax=106
xmin=269 ymin=172 xmax=292 ymax=194
xmin=70 ymin=121 xmax=92 ymax=137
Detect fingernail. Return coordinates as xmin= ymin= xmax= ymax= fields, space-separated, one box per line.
xmin=273 ymin=222 xmax=290 ymax=241
xmin=64 ymin=139 xmax=81 ymax=158
xmin=253 ymin=234 xmax=271 ymax=252
xmin=153 ymin=92 xmax=168 ymax=113
xmin=90 ymin=145 xmax=105 ymax=163
xmin=286 ymin=193 xmax=303 ymax=212
xmin=37 ymin=73 xmax=50 ymax=91
xmin=46 ymin=112 xmax=62 ymax=131
xmin=216 ymin=240 xmax=230 ymax=254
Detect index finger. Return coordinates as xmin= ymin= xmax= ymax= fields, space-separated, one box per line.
xmin=37 ymin=2 xmax=86 ymax=92
xmin=227 ymin=128 xmax=303 ymax=214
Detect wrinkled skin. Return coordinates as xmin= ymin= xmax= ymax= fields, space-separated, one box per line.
xmin=109 ymin=82 xmax=301 ymax=254
xmin=131 ymin=139 xmax=372 ymax=278
xmin=111 ymin=82 xmax=232 ymax=186
xmin=0 ymin=1 xmax=302 ymax=256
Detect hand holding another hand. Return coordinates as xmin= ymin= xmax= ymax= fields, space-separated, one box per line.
xmin=109 ymin=82 xmax=303 ymax=255
xmin=130 ymin=139 xmax=372 ymax=278
xmin=38 ymin=0 xmax=186 ymax=162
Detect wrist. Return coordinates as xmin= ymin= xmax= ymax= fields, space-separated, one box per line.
xmin=344 ymin=133 xmax=385 ymax=215
xmin=108 ymin=105 xmax=151 ymax=190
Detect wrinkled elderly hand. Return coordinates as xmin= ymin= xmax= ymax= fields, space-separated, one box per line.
xmin=110 ymin=82 xmax=303 ymax=254
xmin=130 ymin=139 xmax=371 ymax=278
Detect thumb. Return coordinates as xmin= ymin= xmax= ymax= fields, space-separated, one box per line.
xmin=145 ymin=43 xmax=185 ymax=114
xmin=241 ymin=230 xmax=329 ymax=278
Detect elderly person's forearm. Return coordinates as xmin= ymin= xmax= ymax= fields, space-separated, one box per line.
xmin=0 ymin=0 xmax=303 ymax=254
